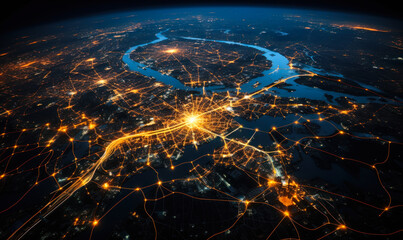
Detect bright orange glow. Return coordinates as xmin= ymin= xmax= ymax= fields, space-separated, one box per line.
xmin=268 ymin=180 xmax=277 ymax=187
xmin=278 ymin=196 xmax=294 ymax=207
xmin=187 ymin=115 xmax=198 ymax=124
xmin=164 ymin=48 xmax=178 ymax=53
xmin=332 ymin=24 xmax=390 ymax=32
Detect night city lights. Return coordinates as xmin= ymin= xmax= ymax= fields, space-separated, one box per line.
xmin=0 ymin=6 xmax=402 ymax=240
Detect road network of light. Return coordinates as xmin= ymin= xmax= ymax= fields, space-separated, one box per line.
xmin=0 ymin=22 xmax=402 ymax=240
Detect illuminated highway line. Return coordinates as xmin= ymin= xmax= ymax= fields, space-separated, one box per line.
xmin=9 ymin=122 xmax=188 ymax=239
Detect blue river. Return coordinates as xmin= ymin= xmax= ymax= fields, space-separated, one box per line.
xmin=122 ymin=30 xmax=388 ymax=104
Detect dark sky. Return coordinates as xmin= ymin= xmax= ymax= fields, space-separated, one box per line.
xmin=0 ymin=0 xmax=401 ymax=33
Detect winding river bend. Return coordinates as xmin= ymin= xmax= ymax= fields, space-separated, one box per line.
xmin=123 ymin=30 xmax=388 ymax=104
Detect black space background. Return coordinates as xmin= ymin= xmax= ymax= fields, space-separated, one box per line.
xmin=0 ymin=0 xmax=401 ymax=34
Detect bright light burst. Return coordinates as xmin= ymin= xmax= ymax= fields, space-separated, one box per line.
xmin=164 ymin=48 xmax=178 ymax=54
xmin=186 ymin=115 xmax=198 ymax=125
